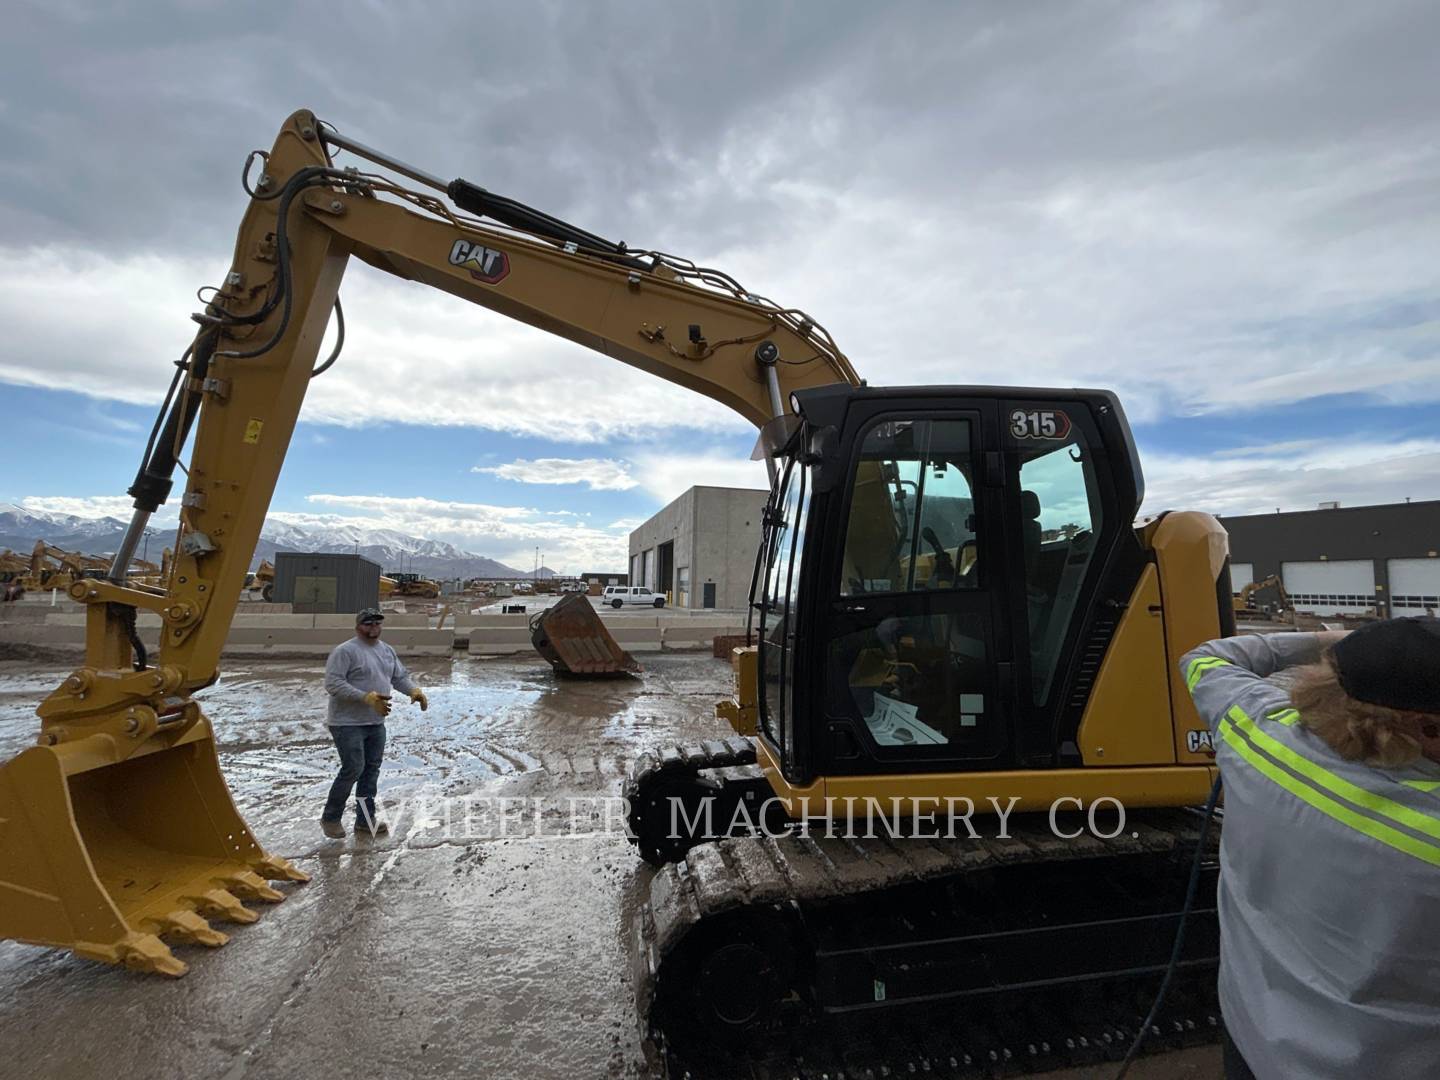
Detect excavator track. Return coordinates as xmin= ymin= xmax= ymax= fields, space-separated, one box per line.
xmin=623 ymin=736 xmax=770 ymax=865
xmin=626 ymin=744 xmax=1222 ymax=1078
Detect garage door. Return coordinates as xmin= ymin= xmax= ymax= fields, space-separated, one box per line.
xmin=1282 ymin=560 xmax=1376 ymax=615
xmin=1389 ymin=558 xmax=1440 ymax=615
xmin=1230 ymin=562 xmax=1254 ymax=592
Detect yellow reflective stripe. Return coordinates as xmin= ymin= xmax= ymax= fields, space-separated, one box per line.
xmin=1402 ymin=779 xmax=1440 ymax=794
xmin=1186 ymin=656 xmax=1231 ymax=691
xmin=1219 ymin=717 xmax=1440 ymax=868
xmin=1229 ymin=707 xmax=1440 ymax=844
xmin=1266 ymin=708 xmax=1301 ymax=727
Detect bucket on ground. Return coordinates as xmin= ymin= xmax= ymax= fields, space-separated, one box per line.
xmin=530 ymin=593 xmax=641 ymax=676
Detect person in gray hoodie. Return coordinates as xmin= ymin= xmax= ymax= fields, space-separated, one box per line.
xmin=321 ymin=607 xmax=428 ymax=837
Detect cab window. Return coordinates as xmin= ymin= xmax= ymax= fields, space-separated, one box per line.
xmin=839 ymin=419 xmax=978 ymax=596
xmin=828 ymin=417 xmax=1001 ymax=760
xmin=1017 ymin=428 xmax=1104 ymax=703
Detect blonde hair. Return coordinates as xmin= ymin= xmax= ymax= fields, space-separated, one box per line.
xmin=1289 ymin=656 xmax=1435 ymax=768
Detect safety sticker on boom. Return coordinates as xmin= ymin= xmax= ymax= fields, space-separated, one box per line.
xmin=448 ymin=239 xmax=511 ymax=284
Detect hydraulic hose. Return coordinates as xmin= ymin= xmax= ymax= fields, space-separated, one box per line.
xmin=1114 ymin=772 xmax=1224 ymax=1079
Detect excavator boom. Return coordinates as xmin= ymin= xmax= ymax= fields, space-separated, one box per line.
xmin=0 ymin=109 xmax=858 ymax=977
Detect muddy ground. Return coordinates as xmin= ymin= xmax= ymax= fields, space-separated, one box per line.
xmin=0 ymin=652 xmax=1219 ymax=1079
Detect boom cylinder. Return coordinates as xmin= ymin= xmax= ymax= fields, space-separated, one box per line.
xmin=127 ymin=332 xmax=216 ymax=514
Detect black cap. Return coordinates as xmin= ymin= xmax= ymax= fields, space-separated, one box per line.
xmin=356 ymin=607 xmax=385 ymax=625
xmin=1332 ymin=617 xmax=1440 ymax=713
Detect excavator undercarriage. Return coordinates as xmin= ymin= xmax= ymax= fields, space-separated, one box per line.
xmin=624 ymin=740 xmax=1222 ymax=1076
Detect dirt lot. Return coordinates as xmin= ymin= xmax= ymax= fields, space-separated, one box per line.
xmin=0 ymin=652 xmax=1219 ymax=1079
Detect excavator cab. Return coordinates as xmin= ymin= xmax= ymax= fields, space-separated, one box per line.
xmin=751 ymin=383 xmax=1225 ymax=799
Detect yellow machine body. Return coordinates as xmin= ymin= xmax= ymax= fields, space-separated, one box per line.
xmin=725 ymin=509 xmax=1230 ymax=817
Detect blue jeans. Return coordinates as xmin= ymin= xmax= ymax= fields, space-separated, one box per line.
xmin=323 ymin=724 xmax=386 ymax=826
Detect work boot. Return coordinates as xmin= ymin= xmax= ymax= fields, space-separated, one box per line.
xmin=355 ymin=819 xmax=389 ymax=838
xmin=320 ymin=818 xmax=346 ymax=839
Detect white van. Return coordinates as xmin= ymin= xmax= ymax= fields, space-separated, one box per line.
xmin=602 ymin=585 xmax=666 ymax=609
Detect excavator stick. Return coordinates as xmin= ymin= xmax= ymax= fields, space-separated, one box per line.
xmin=0 ymin=714 xmax=307 ymax=976
xmin=530 ymin=593 xmax=641 ymax=676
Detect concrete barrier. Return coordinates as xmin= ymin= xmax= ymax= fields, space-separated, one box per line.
xmin=607 ymin=626 xmax=663 ymax=653
xmin=660 ymin=620 xmax=746 ymax=649
xmin=0 ymin=603 xmax=731 ymax=658
xmin=466 ymin=629 xmax=536 ymax=656
xmin=0 ymin=622 xmax=163 ymax=653
xmin=225 ymin=626 xmax=454 ymax=656
xmin=0 ymin=616 xmax=453 ymax=657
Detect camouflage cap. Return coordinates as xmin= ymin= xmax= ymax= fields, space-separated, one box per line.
xmin=356 ymin=607 xmax=386 ymax=625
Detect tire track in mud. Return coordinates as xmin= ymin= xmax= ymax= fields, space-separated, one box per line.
xmin=214 ymin=842 xmax=411 ymax=1080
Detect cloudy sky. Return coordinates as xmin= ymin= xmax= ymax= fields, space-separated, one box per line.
xmin=2 ymin=1 xmax=1437 ymax=572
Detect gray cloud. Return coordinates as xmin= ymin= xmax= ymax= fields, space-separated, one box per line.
xmin=3 ymin=1 xmax=1440 ymax=507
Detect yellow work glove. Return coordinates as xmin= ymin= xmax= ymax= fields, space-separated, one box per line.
xmin=408 ymin=688 xmax=429 ymax=711
xmin=363 ymin=691 xmax=392 ymax=718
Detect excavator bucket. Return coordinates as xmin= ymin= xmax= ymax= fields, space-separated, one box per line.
xmin=0 ymin=715 xmax=306 ymax=976
xmin=530 ymin=593 xmax=641 ymax=676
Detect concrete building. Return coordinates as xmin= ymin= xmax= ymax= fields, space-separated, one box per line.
xmin=1219 ymin=499 xmax=1440 ymax=617
xmin=273 ymin=552 xmax=382 ymax=614
xmin=582 ymin=570 xmax=628 ymax=589
xmin=629 ymin=486 xmax=769 ymax=609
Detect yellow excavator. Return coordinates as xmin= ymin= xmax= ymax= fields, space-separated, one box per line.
xmin=0 ymin=549 xmax=27 ymax=601
xmin=1233 ymin=572 xmax=1291 ymax=620
xmin=0 ymin=549 xmax=28 ymax=577
xmin=20 ymin=541 xmax=111 ymax=592
xmin=0 ymin=111 xmax=1232 ymax=1065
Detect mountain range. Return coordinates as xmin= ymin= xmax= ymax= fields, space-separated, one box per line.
xmin=0 ymin=508 xmax=554 ymax=581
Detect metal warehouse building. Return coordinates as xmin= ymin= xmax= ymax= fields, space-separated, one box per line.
xmin=1219 ymin=499 xmax=1440 ymax=618
xmin=273 ymin=552 xmax=382 ymax=614
xmin=629 ymin=486 xmax=769 ymax=609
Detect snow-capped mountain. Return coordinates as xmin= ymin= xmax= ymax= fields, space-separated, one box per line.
xmin=0 ymin=509 xmax=133 ymax=553
xmin=0 ymin=508 xmax=550 ymax=580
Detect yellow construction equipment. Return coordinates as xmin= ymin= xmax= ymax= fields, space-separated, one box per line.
xmin=246 ymin=559 xmax=276 ymax=601
xmin=0 ymin=549 xmax=25 ymax=601
xmin=382 ymin=572 xmax=440 ymax=599
xmin=1234 ymin=572 xmax=1291 ymax=619
xmin=0 ymin=109 xmax=1232 ymax=1061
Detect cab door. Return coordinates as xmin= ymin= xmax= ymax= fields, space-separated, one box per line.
xmin=817 ymin=403 xmax=1018 ymax=775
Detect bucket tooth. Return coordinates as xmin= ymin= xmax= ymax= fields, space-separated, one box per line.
xmin=74 ymin=931 xmax=188 ymax=977
xmin=252 ymin=854 xmax=310 ymax=883
xmin=187 ymin=888 xmax=259 ymax=924
xmin=151 ymin=909 xmax=229 ymax=948
xmin=220 ymin=870 xmax=285 ymax=903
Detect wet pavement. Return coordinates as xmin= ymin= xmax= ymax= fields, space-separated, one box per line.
xmin=0 ymin=651 xmax=1218 ymax=1079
